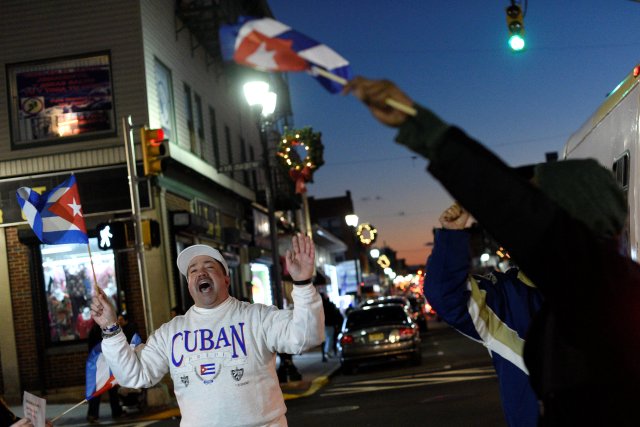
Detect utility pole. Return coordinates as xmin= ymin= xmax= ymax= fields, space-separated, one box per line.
xmin=122 ymin=115 xmax=154 ymax=335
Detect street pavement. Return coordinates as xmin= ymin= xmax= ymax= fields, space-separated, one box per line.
xmin=9 ymin=346 xmax=341 ymax=426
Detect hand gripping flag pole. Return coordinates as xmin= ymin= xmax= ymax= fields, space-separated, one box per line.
xmin=219 ymin=16 xmax=416 ymax=116
xmin=15 ymin=174 xmax=102 ymax=297
xmin=310 ymin=66 xmax=417 ymax=116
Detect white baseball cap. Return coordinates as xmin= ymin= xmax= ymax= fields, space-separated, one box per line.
xmin=177 ymin=245 xmax=229 ymax=277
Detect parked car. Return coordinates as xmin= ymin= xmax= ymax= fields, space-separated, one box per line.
xmin=359 ymin=295 xmax=411 ymax=311
xmin=338 ymin=304 xmax=422 ymax=374
xmin=361 ymin=295 xmax=428 ymax=332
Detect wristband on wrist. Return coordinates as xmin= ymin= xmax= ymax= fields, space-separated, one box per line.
xmin=102 ymin=323 xmax=119 ymax=333
xmin=102 ymin=325 xmax=122 ymax=339
xmin=292 ymin=278 xmax=313 ymax=285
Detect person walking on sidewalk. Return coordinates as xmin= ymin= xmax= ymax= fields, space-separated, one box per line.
xmin=90 ymin=233 xmax=324 ymax=427
xmin=320 ymin=293 xmax=340 ymax=361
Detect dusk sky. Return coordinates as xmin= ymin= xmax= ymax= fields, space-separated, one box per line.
xmin=268 ymin=0 xmax=640 ymax=266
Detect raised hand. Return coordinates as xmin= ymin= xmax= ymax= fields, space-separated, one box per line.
xmin=90 ymin=287 xmax=117 ymax=329
xmin=439 ymin=203 xmax=470 ymax=230
xmin=342 ymin=76 xmax=414 ymax=127
xmin=285 ymin=233 xmax=315 ymax=282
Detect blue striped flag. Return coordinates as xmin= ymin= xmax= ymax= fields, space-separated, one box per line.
xmin=86 ymin=333 xmax=142 ymax=400
xmin=219 ymin=16 xmax=351 ymax=93
xmin=16 ymin=174 xmax=88 ymax=244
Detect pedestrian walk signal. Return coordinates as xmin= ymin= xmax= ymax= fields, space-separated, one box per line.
xmin=97 ymin=222 xmax=128 ymax=250
xmin=506 ymin=4 xmax=525 ymax=52
xmin=141 ymin=128 xmax=168 ymax=176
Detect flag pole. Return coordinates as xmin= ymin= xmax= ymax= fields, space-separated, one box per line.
xmin=86 ymin=242 xmax=102 ymax=297
xmin=310 ymin=66 xmax=417 ymax=116
xmin=50 ymin=398 xmax=88 ymax=422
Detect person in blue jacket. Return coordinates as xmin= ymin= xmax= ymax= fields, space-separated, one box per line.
xmin=426 ymin=202 xmax=543 ymax=427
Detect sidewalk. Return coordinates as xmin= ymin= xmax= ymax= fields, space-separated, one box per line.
xmin=9 ymin=346 xmax=340 ymax=426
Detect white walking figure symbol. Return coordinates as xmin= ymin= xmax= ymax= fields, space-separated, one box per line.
xmin=100 ymin=225 xmax=113 ymax=247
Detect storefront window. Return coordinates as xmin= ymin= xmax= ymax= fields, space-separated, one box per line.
xmin=41 ymin=237 xmax=117 ymax=343
xmin=250 ymin=263 xmax=272 ymax=306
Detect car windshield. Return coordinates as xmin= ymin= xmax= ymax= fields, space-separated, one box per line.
xmin=346 ymin=307 xmax=409 ymax=330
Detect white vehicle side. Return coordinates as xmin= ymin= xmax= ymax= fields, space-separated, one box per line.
xmin=563 ymin=65 xmax=639 ymax=262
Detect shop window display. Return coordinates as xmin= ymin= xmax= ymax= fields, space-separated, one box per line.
xmin=41 ymin=238 xmax=117 ymax=343
xmin=250 ymin=263 xmax=273 ymax=306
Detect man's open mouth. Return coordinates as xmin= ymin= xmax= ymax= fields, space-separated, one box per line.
xmin=198 ymin=281 xmax=212 ymax=292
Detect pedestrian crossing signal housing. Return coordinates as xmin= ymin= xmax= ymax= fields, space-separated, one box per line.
xmin=142 ymin=219 xmax=161 ymax=248
xmin=141 ymin=128 xmax=168 ymax=176
xmin=506 ymin=4 xmax=525 ymax=52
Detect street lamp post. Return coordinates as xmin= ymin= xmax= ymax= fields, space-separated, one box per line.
xmin=243 ymin=81 xmax=283 ymax=309
xmin=244 ymin=81 xmax=302 ymax=383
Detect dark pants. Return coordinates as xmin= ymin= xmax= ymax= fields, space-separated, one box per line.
xmin=87 ymin=387 xmax=122 ymax=419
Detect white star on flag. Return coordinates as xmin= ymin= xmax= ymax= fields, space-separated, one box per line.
xmin=68 ymin=198 xmax=83 ymax=217
xmin=246 ymin=41 xmax=277 ymax=70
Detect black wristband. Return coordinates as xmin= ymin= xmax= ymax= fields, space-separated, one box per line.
xmin=292 ymin=278 xmax=312 ymax=285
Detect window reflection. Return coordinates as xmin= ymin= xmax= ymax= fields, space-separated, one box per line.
xmin=41 ymin=238 xmax=117 ymax=343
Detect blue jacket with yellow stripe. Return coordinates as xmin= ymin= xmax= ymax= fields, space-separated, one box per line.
xmin=425 ymin=228 xmax=543 ymax=427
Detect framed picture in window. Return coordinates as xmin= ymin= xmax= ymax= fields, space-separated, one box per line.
xmin=6 ymin=51 xmax=116 ymax=148
xmin=154 ymin=59 xmax=176 ymax=144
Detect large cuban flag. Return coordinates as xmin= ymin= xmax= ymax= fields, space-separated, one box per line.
xmin=86 ymin=333 xmax=142 ymax=400
xmin=219 ymin=16 xmax=352 ymax=93
xmin=16 ymin=174 xmax=88 ymax=245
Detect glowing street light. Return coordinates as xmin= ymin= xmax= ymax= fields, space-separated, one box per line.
xmin=345 ymin=214 xmax=359 ymax=227
xmin=243 ymin=81 xmax=277 ymax=117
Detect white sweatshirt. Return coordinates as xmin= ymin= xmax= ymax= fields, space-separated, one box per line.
xmin=102 ymin=284 xmax=324 ymax=427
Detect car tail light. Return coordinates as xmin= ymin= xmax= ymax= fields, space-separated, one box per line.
xmin=399 ymin=327 xmax=415 ymax=337
xmin=340 ymin=334 xmax=354 ymax=345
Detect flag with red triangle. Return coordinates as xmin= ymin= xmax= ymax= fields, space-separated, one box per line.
xmin=219 ymin=16 xmax=351 ymax=94
xmin=16 ymin=174 xmax=88 ymax=244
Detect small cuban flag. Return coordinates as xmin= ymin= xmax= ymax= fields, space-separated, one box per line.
xmin=16 ymin=174 xmax=88 ymax=245
xmin=86 ymin=333 xmax=142 ymax=400
xmin=219 ymin=16 xmax=352 ymax=94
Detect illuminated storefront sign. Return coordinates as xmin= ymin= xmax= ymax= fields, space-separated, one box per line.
xmin=7 ymin=52 xmax=116 ymax=148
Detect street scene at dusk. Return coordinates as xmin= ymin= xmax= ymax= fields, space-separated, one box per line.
xmin=1 ymin=1 xmax=640 ymax=426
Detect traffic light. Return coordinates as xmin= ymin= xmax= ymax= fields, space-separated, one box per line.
xmin=141 ymin=219 xmax=161 ymax=248
xmin=506 ymin=4 xmax=525 ymax=52
xmin=96 ymin=222 xmax=129 ymax=250
xmin=140 ymin=128 xmax=168 ymax=176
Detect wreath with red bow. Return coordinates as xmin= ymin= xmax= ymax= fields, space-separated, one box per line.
xmin=277 ymin=127 xmax=324 ymax=194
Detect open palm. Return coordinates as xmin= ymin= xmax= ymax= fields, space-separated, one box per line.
xmin=285 ymin=233 xmax=315 ymax=282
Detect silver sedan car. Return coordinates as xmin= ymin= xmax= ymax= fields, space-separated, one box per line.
xmin=338 ymin=304 xmax=422 ymax=374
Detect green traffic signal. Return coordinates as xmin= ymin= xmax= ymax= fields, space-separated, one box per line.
xmin=506 ymin=4 xmax=525 ymax=52
xmin=508 ymin=34 xmax=525 ymax=51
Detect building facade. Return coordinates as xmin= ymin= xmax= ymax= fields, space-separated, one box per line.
xmin=0 ymin=0 xmax=298 ymax=401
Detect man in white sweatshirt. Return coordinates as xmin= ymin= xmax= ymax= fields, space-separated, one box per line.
xmin=90 ymin=233 xmax=324 ymax=426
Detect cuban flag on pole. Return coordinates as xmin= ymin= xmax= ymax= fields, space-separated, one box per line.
xmin=219 ymin=16 xmax=352 ymax=93
xmin=16 ymin=174 xmax=88 ymax=244
xmin=86 ymin=333 xmax=142 ymax=400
